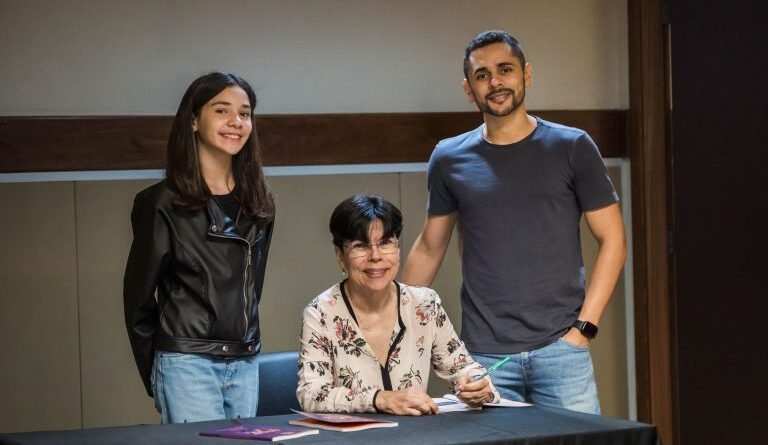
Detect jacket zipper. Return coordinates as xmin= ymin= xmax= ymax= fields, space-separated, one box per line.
xmin=208 ymin=230 xmax=252 ymax=341
xmin=243 ymin=244 xmax=251 ymax=340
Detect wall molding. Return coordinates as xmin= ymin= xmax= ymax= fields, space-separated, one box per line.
xmin=0 ymin=110 xmax=626 ymax=173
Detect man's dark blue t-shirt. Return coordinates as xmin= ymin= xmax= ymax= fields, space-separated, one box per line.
xmin=427 ymin=117 xmax=619 ymax=353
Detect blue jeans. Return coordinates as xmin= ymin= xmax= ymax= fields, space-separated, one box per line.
xmin=473 ymin=338 xmax=601 ymax=415
xmin=152 ymin=351 xmax=259 ymax=424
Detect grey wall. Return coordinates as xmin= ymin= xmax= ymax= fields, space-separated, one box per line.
xmin=0 ymin=0 xmax=628 ymax=115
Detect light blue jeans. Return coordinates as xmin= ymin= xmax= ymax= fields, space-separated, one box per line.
xmin=473 ymin=338 xmax=601 ymax=415
xmin=152 ymin=351 xmax=259 ymax=424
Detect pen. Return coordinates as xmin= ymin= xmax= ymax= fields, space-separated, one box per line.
xmin=454 ymin=356 xmax=511 ymax=397
xmin=471 ymin=356 xmax=511 ymax=381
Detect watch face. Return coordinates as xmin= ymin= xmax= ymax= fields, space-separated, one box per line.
xmin=581 ymin=321 xmax=598 ymax=339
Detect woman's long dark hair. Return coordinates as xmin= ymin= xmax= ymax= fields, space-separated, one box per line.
xmin=166 ymin=72 xmax=274 ymax=222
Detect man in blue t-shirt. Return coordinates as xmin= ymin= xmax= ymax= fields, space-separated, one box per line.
xmin=403 ymin=30 xmax=626 ymax=414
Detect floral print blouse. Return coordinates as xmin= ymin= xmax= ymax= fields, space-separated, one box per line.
xmin=297 ymin=280 xmax=499 ymax=413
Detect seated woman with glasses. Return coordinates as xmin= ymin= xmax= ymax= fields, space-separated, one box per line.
xmin=297 ymin=194 xmax=499 ymax=415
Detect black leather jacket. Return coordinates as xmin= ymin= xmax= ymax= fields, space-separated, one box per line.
xmin=123 ymin=180 xmax=273 ymax=396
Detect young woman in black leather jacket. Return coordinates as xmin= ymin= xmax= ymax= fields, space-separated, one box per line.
xmin=123 ymin=72 xmax=275 ymax=424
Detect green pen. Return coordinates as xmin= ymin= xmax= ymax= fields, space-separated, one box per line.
xmin=472 ymin=356 xmax=511 ymax=381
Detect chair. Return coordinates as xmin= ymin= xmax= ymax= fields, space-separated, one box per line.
xmin=257 ymin=350 xmax=301 ymax=416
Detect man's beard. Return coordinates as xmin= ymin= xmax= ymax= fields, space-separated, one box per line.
xmin=475 ymin=87 xmax=525 ymax=117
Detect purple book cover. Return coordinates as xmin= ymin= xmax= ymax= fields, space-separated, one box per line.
xmin=199 ymin=424 xmax=319 ymax=441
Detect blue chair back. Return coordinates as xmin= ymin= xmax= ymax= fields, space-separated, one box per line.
xmin=257 ymin=351 xmax=301 ymax=416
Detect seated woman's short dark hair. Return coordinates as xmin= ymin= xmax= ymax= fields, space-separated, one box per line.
xmin=329 ymin=194 xmax=403 ymax=249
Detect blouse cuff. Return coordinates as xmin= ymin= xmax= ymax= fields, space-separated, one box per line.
xmin=372 ymin=390 xmax=382 ymax=413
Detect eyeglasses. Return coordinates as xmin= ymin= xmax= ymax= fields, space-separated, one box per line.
xmin=345 ymin=238 xmax=400 ymax=259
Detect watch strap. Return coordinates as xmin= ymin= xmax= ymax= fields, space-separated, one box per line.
xmin=572 ymin=319 xmax=598 ymax=339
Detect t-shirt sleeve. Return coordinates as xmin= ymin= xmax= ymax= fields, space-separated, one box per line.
xmin=426 ymin=145 xmax=458 ymax=215
xmin=570 ymin=132 xmax=620 ymax=211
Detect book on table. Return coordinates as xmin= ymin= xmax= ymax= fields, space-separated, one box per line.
xmin=432 ymin=395 xmax=481 ymax=413
xmin=289 ymin=409 xmax=398 ymax=432
xmin=485 ymin=397 xmax=532 ymax=407
xmin=199 ymin=424 xmax=319 ymax=441
xmin=434 ymin=393 xmax=532 ymax=412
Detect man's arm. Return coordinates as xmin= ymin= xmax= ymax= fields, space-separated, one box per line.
xmin=402 ymin=212 xmax=458 ymax=286
xmin=564 ymin=202 xmax=627 ymax=345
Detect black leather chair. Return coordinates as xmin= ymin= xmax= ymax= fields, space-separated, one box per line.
xmin=256 ymin=350 xmax=301 ymax=416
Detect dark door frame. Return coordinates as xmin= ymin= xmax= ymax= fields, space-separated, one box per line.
xmin=627 ymin=1 xmax=677 ymax=444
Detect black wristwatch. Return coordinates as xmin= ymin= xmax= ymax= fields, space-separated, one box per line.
xmin=572 ymin=320 xmax=599 ymax=339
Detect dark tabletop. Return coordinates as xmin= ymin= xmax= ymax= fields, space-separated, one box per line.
xmin=0 ymin=405 xmax=659 ymax=445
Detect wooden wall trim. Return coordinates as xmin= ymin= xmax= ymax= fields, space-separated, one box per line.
xmin=628 ymin=0 xmax=676 ymax=444
xmin=0 ymin=110 xmax=626 ymax=173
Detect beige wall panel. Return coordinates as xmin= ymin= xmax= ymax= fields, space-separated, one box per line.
xmin=0 ymin=183 xmax=81 ymax=432
xmin=259 ymin=174 xmax=400 ymax=352
xmin=75 ymin=180 xmax=159 ymax=427
xmin=582 ymin=165 xmax=628 ymax=419
xmin=0 ymin=166 xmax=629 ymax=431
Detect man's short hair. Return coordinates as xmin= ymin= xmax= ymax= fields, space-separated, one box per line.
xmin=463 ymin=30 xmax=527 ymax=78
